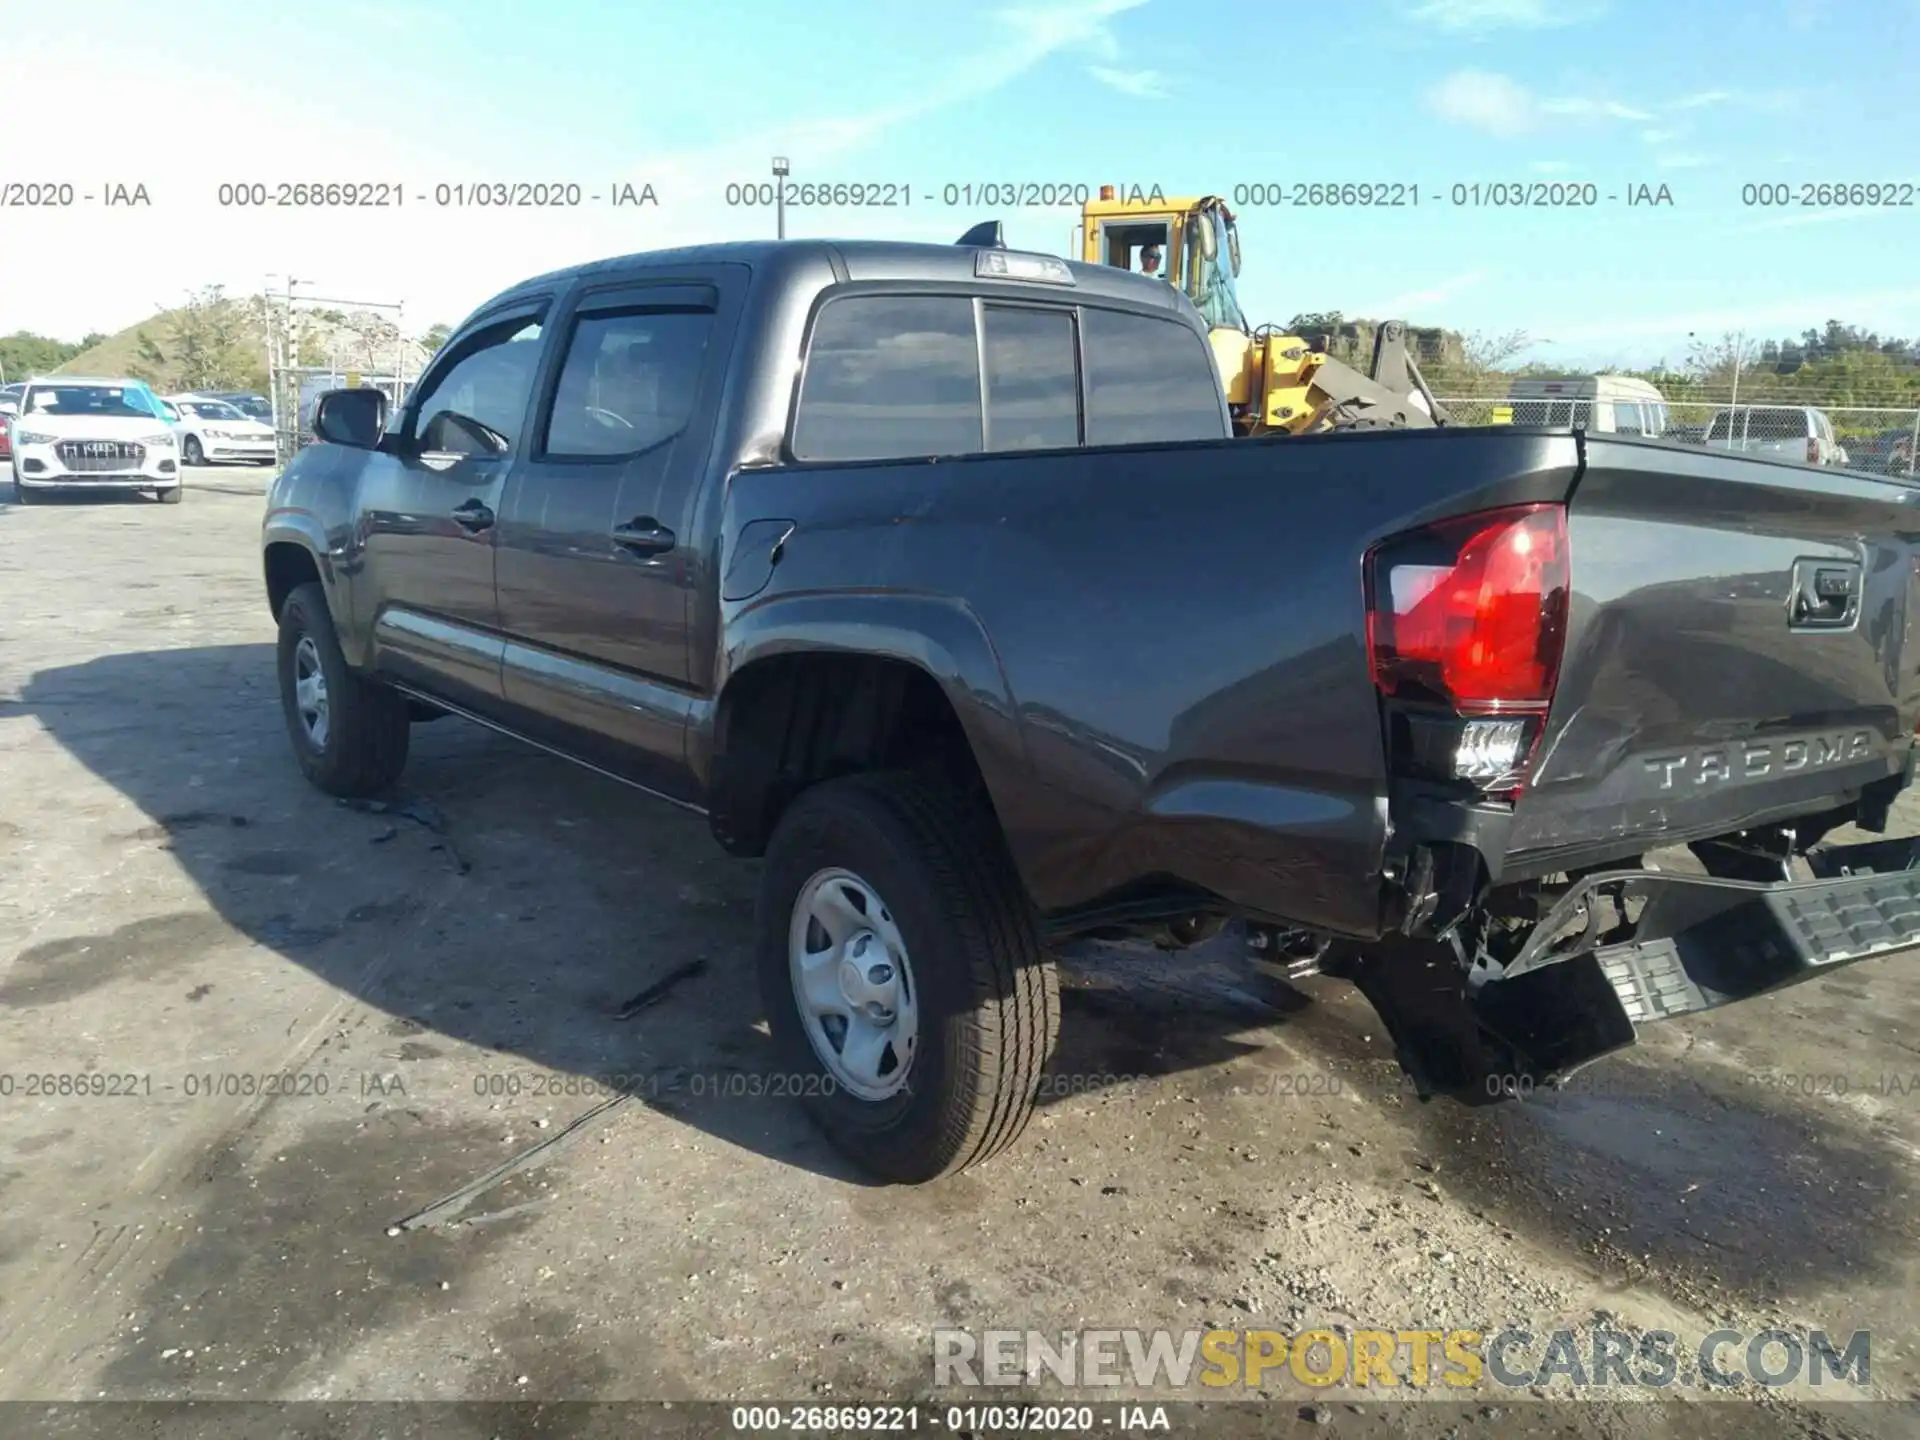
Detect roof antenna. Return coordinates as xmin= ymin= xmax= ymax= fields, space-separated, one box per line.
xmin=955 ymin=221 xmax=1005 ymax=248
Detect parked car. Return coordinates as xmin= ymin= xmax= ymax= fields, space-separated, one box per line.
xmin=263 ymin=237 xmax=1920 ymax=1182
xmin=166 ymin=394 xmax=278 ymax=465
xmin=1705 ymin=403 xmax=1845 ymax=465
xmin=1505 ymin=374 xmax=1671 ymax=436
xmin=8 ymin=375 xmax=181 ymax=503
xmin=1853 ymin=427 xmax=1918 ymax=477
xmin=0 ymin=384 xmax=20 ymax=463
xmin=201 ymin=391 xmax=273 ymax=422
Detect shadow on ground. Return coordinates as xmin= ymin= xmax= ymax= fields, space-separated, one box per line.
xmin=16 ymin=642 xmax=1918 ymax=1315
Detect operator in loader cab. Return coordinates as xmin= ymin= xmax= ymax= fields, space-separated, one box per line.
xmin=1139 ymin=243 xmax=1163 ymax=276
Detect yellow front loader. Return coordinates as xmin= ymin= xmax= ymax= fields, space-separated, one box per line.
xmin=1076 ymin=189 xmax=1449 ymax=434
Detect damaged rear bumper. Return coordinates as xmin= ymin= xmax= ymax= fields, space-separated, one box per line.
xmin=1346 ymin=835 xmax=1920 ymax=1103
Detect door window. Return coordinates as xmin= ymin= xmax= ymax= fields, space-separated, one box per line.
xmin=544 ymin=308 xmax=713 ymax=459
xmin=412 ymin=316 xmax=544 ymax=456
xmin=982 ymin=304 xmax=1079 ymax=451
xmin=1612 ymin=402 xmax=1644 ymax=434
xmin=792 ymin=295 xmax=983 ymax=461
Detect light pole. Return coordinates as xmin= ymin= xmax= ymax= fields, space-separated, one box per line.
xmin=773 ymin=156 xmax=789 ymax=240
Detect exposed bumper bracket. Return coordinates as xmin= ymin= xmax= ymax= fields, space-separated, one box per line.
xmin=1351 ymin=836 xmax=1920 ymax=1104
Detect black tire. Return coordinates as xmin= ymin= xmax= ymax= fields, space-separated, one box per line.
xmin=276 ymin=581 xmax=410 ymax=796
xmin=158 ymin=485 xmax=183 ymax=504
xmin=757 ymin=771 xmax=1059 ymax=1182
xmin=13 ymin=474 xmax=41 ymax=504
xmin=183 ymin=435 xmax=204 ymax=465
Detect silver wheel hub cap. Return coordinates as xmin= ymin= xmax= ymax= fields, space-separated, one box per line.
xmin=789 ymin=868 xmax=918 ymax=1101
xmin=293 ymin=634 xmax=329 ymax=750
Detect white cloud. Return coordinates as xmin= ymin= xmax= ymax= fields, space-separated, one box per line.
xmin=1087 ymin=65 xmax=1171 ymax=98
xmin=1640 ymin=128 xmax=1680 ymax=143
xmin=1673 ymin=89 xmax=1733 ymax=109
xmin=1531 ymin=160 xmax=1572 ymax=173
xmin=1656 ymin=153 xmax=1715 ymax=169
xmin=1425 ymin=70 xmax=1538 ymax=136
xmin=1405 ymin=0 xmax=1594 ymax=30
xmin=1541 ymin=96 xmax=1655 ymax=122
xmin=1426 ymin=69 xmax=1666 ymax=135
xmin=0 ymin=0 xmax=1163 ymax=339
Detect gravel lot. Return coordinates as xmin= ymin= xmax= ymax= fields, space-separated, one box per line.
xmin=2 ymin=473 xmax=1918 ymax=1437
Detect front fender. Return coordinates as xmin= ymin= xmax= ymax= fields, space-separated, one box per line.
xmin=700 ymin=587 xmax=1032 ymax=817
xmin=262 ymin=510 xmax=363 ymax=666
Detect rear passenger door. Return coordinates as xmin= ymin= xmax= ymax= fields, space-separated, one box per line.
xmin=492 ymin=268 xmax=744 ymax=801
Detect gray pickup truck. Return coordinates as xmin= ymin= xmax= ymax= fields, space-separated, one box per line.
xmin=263 ymin=234 xmax=1920 ymax=1182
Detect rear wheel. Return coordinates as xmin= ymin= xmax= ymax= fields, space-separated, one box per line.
xmin=757 ymin=771 xmax=1058 ymax=1183
xmin=182 ymin=435 xmax=204 ymax=465
xmin=276 ymin=581 xmax=410 ymax=796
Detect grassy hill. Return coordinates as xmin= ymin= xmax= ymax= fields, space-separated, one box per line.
xmin=53 ymin=288 xmax=439 ymax=394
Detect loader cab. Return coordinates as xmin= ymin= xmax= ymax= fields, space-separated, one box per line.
xmin=1080 ymin=193 xmax=1248 ymax=332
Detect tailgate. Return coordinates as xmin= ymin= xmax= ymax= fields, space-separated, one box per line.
xmin=1508 ymin=437 xmax=1920 ymax=869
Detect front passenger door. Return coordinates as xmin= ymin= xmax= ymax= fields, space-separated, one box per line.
xmin=358 ymin=303 xmax=553 ymax=714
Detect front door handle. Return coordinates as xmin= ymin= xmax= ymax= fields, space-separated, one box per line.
xmin=610 ymin=517 xmax=675 ymax=555
xmin=452 ymin=498 xmax=494 ymax=533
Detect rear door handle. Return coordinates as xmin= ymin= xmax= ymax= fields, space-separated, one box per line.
xmin=452 ymin=498 xmax=494 ymax=533
xmin=610 ymin=518 xmax=675 ymax=555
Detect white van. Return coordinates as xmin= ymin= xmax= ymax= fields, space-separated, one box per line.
xmin=1503 ymin=375 xmax=1671 ymax=436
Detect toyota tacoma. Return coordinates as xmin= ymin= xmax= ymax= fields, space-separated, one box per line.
xmin=261 ymin=234 xmax=1920 ymax=1182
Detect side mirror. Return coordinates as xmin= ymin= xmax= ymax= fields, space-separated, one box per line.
xmin=312 ymin=387 xmax=389 ymax=449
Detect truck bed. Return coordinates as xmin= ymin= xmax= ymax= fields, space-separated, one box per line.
xmin=722 ymin=425 xmax=1920 ymax=939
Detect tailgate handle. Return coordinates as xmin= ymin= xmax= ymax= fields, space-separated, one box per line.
xmin=1790 ymin=560 xmax=1860 ymax=628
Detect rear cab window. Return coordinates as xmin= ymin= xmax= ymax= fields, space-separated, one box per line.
xmin=789 ymin=290 xmax=1226 ymax=463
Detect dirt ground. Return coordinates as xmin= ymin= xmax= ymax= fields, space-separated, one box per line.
xmin=2 ymin=474 xmax=1918 ymax=1438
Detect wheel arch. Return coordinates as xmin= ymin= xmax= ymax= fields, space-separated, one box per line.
xmin=701 ymin=595 xmax=1032 ymax=873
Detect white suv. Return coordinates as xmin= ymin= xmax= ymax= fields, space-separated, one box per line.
xmin=5 ymin=376 xmax=183 ymax=503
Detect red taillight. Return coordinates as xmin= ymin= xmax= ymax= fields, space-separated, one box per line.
xmin=1365 ymin=504 xmax=1570 ymax=710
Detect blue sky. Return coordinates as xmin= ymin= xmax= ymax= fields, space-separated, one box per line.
xmin=3 ymin=0 xmax=1917 ymax=369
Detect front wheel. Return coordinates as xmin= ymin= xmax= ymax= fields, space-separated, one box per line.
xmin=182 ymin=435 xmax=204 ymax=465
xmin=157 ymin=485 xmax=183 ymax=504
xmin=276 ymin=581 xmax=410 ymax=796
xmin=757 ymin=771 xmax=1059 ymax=1183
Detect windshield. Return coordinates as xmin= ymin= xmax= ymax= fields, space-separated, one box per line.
xmin=186 ymin=401 xmax=246 ymax=420
xmin=1187 ymin=208 xmax=1247 ymax=332
xmin=24 ymin=385 xmax=158 ymax=419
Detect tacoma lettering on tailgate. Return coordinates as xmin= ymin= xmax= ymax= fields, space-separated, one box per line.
xmin=1643 ymin=731 xmax=1875 ymax=791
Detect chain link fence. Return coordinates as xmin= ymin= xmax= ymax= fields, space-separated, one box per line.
xmin=1430 ymin=396 xmax=1920 ymax=478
